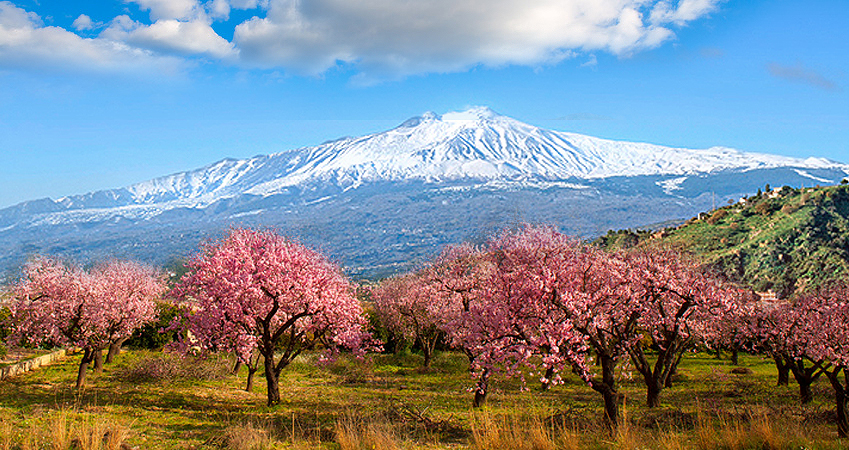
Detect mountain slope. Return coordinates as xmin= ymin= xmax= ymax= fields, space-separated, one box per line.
xmin=599 ymin=183 xmax=849 ymax=298
xmin=1 ymin=107 xmax=848 ymax=279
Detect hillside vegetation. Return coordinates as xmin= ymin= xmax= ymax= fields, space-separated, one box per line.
xmin=599 ymin=181 xmax=849 ymax=298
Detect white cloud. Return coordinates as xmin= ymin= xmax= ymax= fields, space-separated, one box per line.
xmin=207 ymin=0 xmax=269 ymax=20
xmin=0 ymin=2 xmax=183 ymax=75
xmin=651 ymin=0 xmax=721 ymax=26
xmin=233 ymin=0 xmax=720 ymax=78
xmin=125 ymin=0 xmax=203 ymax=21
xmin=72 ymin=14 xmax=94 ymax=31
xmin=103 ymin=17 xmax=237 ymax=59
xmin=0 ymin=0 xmax=722 ymax=80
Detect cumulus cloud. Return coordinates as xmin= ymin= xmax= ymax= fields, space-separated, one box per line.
xmin=0 ymin=2 xmax=182 ymax=75
xmin=232 ymin=0 xmax=719 ymax=78
xmin=72 ymin=14 xmax=94 ymax=31
xmin=651 ymin=0 xmax=721 ymax=26
xmin=103 ymin=16 xmax=237 ymax=59
xmin=0 ymin=0 xmax=722 ymax=79
xmin=767 ymin=62 xmax=839 ymax=91
xmin=125 ymin=0 xmax=203 ymax=21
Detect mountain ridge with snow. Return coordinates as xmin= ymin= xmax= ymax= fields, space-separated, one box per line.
xmin=35 ymin=106 xmax=849 ymax=214
xmin=1 ymin=106 xmax=847 ymax=278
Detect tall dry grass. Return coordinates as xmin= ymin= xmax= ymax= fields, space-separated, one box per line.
xmin=0 ymin=413 xmax=130 ymax=450
xmin=470 ymin=411 xmax=582 ymax=450
xmin=335 ymin=414 xmax=404 ymax=450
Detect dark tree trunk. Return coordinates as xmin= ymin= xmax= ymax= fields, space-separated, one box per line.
xmin=422 ymin=347 xmax=432 ymax=368
xmin=590 ymin=354 xmax=620 ymax=428
xmin=264 ymin=352 xmax=281 ymax=406
xmin=824 ymin=368 xmax=849 ymax=438
xmin=788 ymin=359 xmax=822 ymax=405
xmin=105 ymin=338 xmax=126 ymax=364
xmin=731 ymin=347 xmax=739 ymax=366
xmin=246 ymin=367 xmax=257 ymax=392
xmin=76 ymin=348 xmax=95 ymax=389
xmin=473 ymin=369 xmax=491 ymax=408
xmin=647 ymin=380 xmax=662 ymax=408
xmin=799 ymin=381 xmax=813 ymax=404
xmin=774 ymin=355 xmax=790 ymax=386
xmin=232 ymin=359 xmax=243 ymax=376
xmin=715 ymin=346 xmax=722 ymax=359
xmin=92 ymin=347 xmax=104 ymax=374
xmin=541 ymin=366 xmax=556 ymax=391
xmin=835 ymin=383 xmax=848 ymax=438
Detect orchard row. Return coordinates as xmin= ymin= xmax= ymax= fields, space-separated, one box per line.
xmin=3 ymin=225 xmax=849 ymax=436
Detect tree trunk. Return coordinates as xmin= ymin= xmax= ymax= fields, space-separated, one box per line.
xmin=774 ymin=356 xmax=790 ymax=386
xmin=105 ymin=338 xmax=126 ymax=364
xmin=715 ymin=346 xmax=722 ymax=359
xmin=798 ymin=379 xmax=814 ymax=405
xmin=246 ymin=367 xmax=257 ymax=392
xmin=824 ymin=368 xmax=849 ymax=438
xmin=647 ymin=380 xmax=662 ymax=408
xmin=264 ymin=353 xmax=281 ymax=406
xmin=232 ymin=359 xmax=243 ymax=376
xmin=590 ymin=354 xmax=620 ymax=427
xmin=836 ymin=384 xmax=848 ymax=438
xmin=731 ymin=347 xmax=739 ymax=366
xmin=92 ymin=347 xmax=104 ymax=374
xmin=473 ymin=369 xmax=491 ymax=408
xmin=76 ymin=348 xmax=95 ymax=389
xmin=422 ymin=347 xmax=432 ymax=368
xmin=541 ymin=366 xmax=556 ymax=391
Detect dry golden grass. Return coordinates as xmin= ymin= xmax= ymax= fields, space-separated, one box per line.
xmin=470 ymin=411 xmax=584 ymax=450
xmin=0 ymin=412 xmax=130 ymax=450
xmin=335 ymin=414 xmax=404 ymax=450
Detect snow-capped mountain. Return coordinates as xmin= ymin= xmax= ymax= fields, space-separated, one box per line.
xmin=1 ymin=107 xmax=847 ymax=278
xmin=52 ymin=106 xmax=842 ymax=211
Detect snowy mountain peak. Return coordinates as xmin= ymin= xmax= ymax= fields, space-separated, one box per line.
xmin=441 ymin=106 xmax=502 ymax=121
xmin=12 ymin=107 xmax=849 ymax=214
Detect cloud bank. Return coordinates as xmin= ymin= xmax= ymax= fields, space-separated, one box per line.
xmin=0 ymin=0 xmax=722 ymax=79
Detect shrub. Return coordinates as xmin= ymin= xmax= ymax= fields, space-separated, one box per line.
xmin=706 ymin=209 xmax=728 ymax=225
xmin=125 ymin=301 xmax=184 ymax=350
xmin=115 ymin=352 xmax=231 ymax=383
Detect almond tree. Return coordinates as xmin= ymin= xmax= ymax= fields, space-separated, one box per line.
xmin=176 ymin=228 xmax=374 ymax=406
xmin=371 ymin=273 xmax=447 ymax=368
xmin=474 ymin=225 xmax=655 ymax=426
xmin=800 ymin=282 xmax=849 ymax=437
xmin=97 ymin=261 xmax=165 ymax=367
xmin=623 ymin=246 xmax=739 ymax=407
xmin=10 ymin=258 xmax=163 ymax=388
xmin=743 ymin=298 xmax=825 ymax=404
xmin=421 ymin=243 xmax=497 ymax=407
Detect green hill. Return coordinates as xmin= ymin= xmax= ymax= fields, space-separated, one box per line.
xmin=598 ymin=181 xmax=849 ymax=298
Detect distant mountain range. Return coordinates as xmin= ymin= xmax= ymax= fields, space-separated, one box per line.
xmin=1 ymin=107 xmax=847 ymax=279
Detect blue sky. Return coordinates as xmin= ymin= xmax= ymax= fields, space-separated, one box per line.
xmin=0 ymin=0 xmax=846 ymax=208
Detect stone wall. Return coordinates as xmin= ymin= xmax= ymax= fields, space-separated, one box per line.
xmin=0 ymin=348 xmax=77 ymax=380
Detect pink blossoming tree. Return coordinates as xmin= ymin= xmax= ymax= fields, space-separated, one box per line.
xmin=623 ymin=246 xmax=739 ymax=407
xmin=371 ymin=273 xmax=448 ymax=368
xmin=10 ymin=258 xmax=164 ymax=388
xmin=798 ymin=282 xmax=849 ymax=437
xmin=176 ymin=228 xmax=374 ymax=406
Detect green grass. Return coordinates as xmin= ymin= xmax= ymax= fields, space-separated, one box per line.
xmin=0 ymin=349 xmax=847 ymax=449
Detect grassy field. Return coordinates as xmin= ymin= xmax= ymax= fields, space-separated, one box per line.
xmin=0 ymin=348 xmax=846 ymax=449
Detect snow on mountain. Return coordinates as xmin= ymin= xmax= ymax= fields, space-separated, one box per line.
xmin=3 ymin=106 xmax=849 ymax=278
xmin=16 ymin=106 xmax=849 ymax=218
xmin=126 ymin=107 xmax=840 ymax=204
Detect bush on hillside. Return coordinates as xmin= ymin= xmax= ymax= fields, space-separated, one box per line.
xmin=125 ymin=302 xmax=184 ymax=350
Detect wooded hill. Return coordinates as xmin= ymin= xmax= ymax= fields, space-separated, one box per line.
xmin=598 ymin=180 xmax=849 ymax=299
